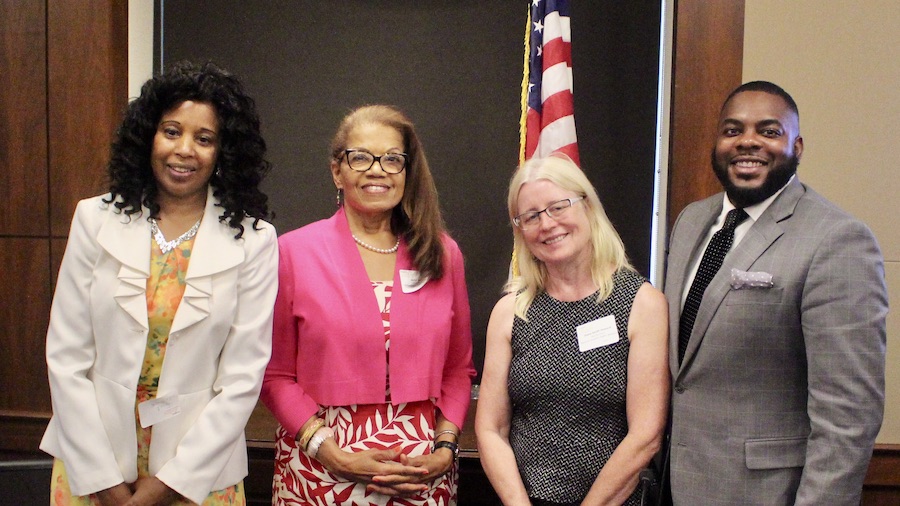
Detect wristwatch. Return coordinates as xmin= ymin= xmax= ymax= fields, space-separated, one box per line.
xmin=433 ymin=440 xmax=459 ymax=459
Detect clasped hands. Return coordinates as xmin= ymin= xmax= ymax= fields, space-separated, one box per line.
xmin=316 ymin=442 xmax=455 ymax=498
xmin=96 ymin=477 xmax=179 ymax=506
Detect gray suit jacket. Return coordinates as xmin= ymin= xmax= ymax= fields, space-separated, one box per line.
xmin=664 ymin=178 xmax=887 ymax=505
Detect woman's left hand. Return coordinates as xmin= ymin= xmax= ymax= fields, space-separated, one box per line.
xmin=366 ymin=449 xmax=454 ymax=496
xmin=123 ymin=476 xmax=180 ymax=506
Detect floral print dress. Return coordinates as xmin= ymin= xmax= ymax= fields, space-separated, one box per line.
xmin=271 ymin=280 xmax=458 ymax=506
xmin=50 ymin=233 xmax=244 ymax=505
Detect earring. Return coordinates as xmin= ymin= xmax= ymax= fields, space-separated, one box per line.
xmin=336 ymin=188 xmax=343 ymax=207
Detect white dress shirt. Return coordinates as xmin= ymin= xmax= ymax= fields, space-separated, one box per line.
xmin=680 ymin=175 xmax=796 ymax=310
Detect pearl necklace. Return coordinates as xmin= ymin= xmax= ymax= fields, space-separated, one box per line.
xmin=352 ymin=233 xmax=400 ymax=254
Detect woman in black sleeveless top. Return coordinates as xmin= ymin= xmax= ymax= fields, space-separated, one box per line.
xmin=476 ymin=155 xmax=669 ymax=505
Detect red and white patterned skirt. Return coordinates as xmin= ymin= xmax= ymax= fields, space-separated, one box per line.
xmin=272 ymin=401 xmax=458 ymax=505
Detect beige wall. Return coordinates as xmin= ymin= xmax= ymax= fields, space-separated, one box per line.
xmin=128 ymin=0 xmax=154 ymax=100
xmin=743 ymin=0 xmax=900 ymax=443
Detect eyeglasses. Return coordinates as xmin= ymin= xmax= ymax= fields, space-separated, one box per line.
xmin=343 ymin=149 xmax=408 ymax=174
xmin=513 ymin=196 xmax=585 ymax=229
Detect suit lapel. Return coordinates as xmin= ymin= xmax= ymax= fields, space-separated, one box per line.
xmin=678 ymin=179 xmax=804 ymax=372
xmin=96 ymin=189 xmax=247 ymax=334
xmin=98 ymin=205 xmax=152 ymax=330
xmin=170 ymin=188 xmax=244 ymax=335
xmin=666 ymin=196 xmax=722 ymax=374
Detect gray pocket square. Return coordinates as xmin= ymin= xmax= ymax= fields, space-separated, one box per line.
xmin=730 ymin=268 xmax=774 ymax=289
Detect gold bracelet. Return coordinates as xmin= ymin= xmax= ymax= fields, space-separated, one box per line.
xmin=298 ymin=418 xmax=325 ymax=449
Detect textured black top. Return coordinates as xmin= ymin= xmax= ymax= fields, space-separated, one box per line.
xmin=509 ymin=269 xmax=645 ymax=505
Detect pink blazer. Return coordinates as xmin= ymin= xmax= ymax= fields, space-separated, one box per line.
xmin=261 ymin=208 xmax=475 ymax=436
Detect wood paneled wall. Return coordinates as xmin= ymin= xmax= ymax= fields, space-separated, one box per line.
xmin=0 ymin=0 xmax=126 ymax=452
xmin=0 ymin=2 xmax=48 ymax=235
xmin=47 ymin=1 xmax=128 ymax=234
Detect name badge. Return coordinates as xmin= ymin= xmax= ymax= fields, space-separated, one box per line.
xmin=400 ymin=270 xmax=429 ymax=293
xmin=576 ymin=315 xmax=619 ymax=352
xmin=137 ymin=392 xmax=181 ymax=428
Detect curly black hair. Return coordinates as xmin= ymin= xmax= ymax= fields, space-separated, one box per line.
xmin=104 ymin=60 xmax=271 ymax=238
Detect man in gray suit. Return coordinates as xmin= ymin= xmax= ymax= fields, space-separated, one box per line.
xmin=664 ymin=81 xmax=888 ymax=505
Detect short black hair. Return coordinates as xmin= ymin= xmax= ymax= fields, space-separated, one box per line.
xmin=722 ymin=80 xmax=799 ymax=118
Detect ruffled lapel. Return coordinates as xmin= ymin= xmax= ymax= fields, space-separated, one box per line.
xmin=97 ymin=203 xmax=152 ymax=329
xmin=170 ymin=188 xmax=245 ymax=334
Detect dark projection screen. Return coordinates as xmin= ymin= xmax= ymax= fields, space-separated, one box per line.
xmin=160 ymin=1 xmax=662 ymax=376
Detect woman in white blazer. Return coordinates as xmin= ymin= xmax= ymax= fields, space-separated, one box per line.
xmin=40 ymin=61 xmax=278 ymax=506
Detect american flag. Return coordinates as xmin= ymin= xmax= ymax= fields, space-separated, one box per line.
xmin=521 ymin=0 xmax=579 ymax=166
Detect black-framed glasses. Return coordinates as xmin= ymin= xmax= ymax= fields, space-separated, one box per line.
xmin=513 ymin=196 xmax=585 ymax=229
xmin=343 ymin=149 xmax=408 ymax=174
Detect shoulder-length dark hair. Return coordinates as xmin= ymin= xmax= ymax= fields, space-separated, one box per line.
xmin=330 ymin=105 xmax=446 ymax=279
xmin=104 ymin=60 xmax=271 ymax=238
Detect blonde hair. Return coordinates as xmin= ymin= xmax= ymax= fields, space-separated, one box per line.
xmin=505 ymin=155 xmax=634 ymax=319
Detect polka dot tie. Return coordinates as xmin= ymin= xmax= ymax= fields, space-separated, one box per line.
xmin=678 ymin=208 xmax=749 ymax=364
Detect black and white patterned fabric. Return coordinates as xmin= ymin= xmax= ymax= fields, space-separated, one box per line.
xmin=678 ymin=207 xmax=748 ymax=363
xmin=508 ymin=269 xmax=645 ymax=505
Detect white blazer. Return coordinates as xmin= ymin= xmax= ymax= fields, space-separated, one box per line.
xmin=40 ymin=189 xmax=278 ymax=504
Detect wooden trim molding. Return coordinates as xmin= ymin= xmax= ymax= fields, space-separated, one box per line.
xmin=865 ymin=443 xmax=900 ymax=485
xmin=863 ymin=444 xmax=900 ymax=504
xmin=0 ymin=411 xmax=50 ymax=453
xmin=666 ymin=0 xmax=745 ymax=232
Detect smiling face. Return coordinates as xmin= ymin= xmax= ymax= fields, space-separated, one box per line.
xmin=515 ymin=178 xmax=591 ymax=269
xmin=151 ymin=100 xmax=219 ymax=206
xmin=712 ymin=91 xmax=803 ymax=208
xmin=331 ymin=121 xmax=407 ymax=222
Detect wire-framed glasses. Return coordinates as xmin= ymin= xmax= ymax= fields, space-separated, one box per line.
xmin=513 ymin=196 xmax=585 ymax=229
xmin=343 ymin=149 xmax=408 ymax=174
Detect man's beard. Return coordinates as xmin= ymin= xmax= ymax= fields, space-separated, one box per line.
xmin=711 ymin=150 xmax=799 ymax=208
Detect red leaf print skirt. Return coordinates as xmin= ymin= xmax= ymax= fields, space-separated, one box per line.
xmin=272 ymin=401 xmax=458 ymax=505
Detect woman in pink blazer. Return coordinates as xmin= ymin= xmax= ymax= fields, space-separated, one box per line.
xmin=261 ymin=105 xmax=476 ymax=505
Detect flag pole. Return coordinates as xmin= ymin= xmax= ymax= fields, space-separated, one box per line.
xmin=519 ymin=4 xmax=532 ymax=166
xmin=513 ymin=3 xmax=533 ymax=280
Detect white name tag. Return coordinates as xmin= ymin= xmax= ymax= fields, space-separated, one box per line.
xmin=137 ymin=392 xmax=181 ymax=428
xmin=400 ymin=269 xmax=429 ymax=293
xmin=576 ymin=315 xmax=620 ymax=352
